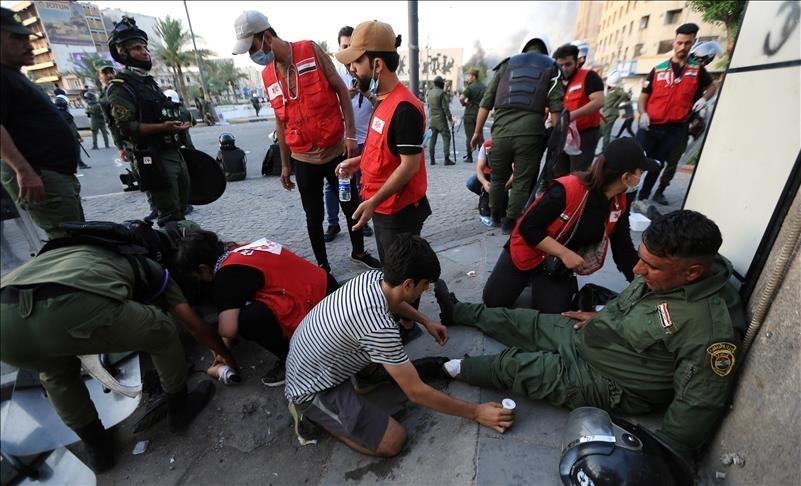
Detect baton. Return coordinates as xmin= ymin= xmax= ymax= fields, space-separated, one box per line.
xmin=79 ymin=140 xmax=91 ymax=158
xmin=451 ymin=124 xmax=457 ymax=160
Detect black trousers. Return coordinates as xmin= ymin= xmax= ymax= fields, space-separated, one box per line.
xmin=293 ymin=155 xmax=364 ymax=266
xmin=237 ymin=273 xmax=339 ymax=362
xmin=482 ymin=247 xmax=578 ymax=313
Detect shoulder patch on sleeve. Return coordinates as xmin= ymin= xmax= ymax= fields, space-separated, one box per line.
xmin=707 ymin=342 xmax=736 ymax=377
xmin=112 ymin=104 xmax=131 ymax=120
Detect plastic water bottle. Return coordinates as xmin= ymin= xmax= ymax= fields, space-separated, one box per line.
xmin=338 ymin=174 xmax=351 ymax=202
xmin=217 ymin=365 xmax=241 ymax=385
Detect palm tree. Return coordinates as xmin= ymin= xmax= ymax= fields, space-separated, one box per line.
xmin=216 ymin=60 xmax=247 ymax=101
xmin=64 ymin=52 xmax=107 ymax=92
xmin=152 ymin=16 xmax=214 ymax=102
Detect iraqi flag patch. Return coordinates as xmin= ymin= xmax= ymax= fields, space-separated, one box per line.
xmin=707 ymin=342 xmax=736 ymax=377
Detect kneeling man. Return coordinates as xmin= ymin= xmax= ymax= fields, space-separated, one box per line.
xmin=284 ymin=234 xmax=513 ymax=457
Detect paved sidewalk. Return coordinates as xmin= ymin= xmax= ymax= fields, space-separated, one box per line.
xmin=1 ymin=112 xmax=690 ymax=484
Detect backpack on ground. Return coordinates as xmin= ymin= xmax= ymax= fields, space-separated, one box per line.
xmin=38 ymin=220 xmax=178 ymax=303
xmin=261 ymin=143 xmax=282 ymax=176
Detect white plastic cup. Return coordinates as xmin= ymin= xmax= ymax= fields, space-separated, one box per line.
xmin=502 ymin=398 xmax=516 ymax=410
xmin=217 ymin=365 xmax=241 ymax=385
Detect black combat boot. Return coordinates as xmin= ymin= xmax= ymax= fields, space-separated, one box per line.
xmin=167 ymin=381 xmax=216 ymax=433
xmin=73 ymin=419 xmax=115 ymax=473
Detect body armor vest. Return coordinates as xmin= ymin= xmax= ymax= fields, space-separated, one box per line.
xmin=110 ymin=70 xmax=180 ymax=147
xmin=494 ymin=52 xmax=558 ymax=113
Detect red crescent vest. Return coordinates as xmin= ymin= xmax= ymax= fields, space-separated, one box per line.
xmin=262 ymin=41 xmax=343 ymax=153
xmin=220 ymin=239 xmax=327 ymax=338
xmin=564 ymin=68 xmax=602 ymax=131
xmin=361 ymin=83 xmax=428 ymax=215
xmin=509 ymin=175 xmax=627 ymax=271
xmin=645 ymin=58 xmax=701 ymax=125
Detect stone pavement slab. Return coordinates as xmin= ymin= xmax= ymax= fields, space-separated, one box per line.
xmin=1 ymin=111 xmax=687 ymax=485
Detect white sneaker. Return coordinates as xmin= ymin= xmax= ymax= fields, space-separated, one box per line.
xmin=631 ymin=200 xmax=649 ymax=214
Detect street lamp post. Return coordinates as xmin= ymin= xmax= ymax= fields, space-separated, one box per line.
xmin=183 ymin=0 xmax=210 ymax=102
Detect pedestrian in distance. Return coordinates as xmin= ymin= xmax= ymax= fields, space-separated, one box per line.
xmin=426 ymin=75 xmax=455 ymax=165
xmin=459 ymin=68 xmax=485 ymax=163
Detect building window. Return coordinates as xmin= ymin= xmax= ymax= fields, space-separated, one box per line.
xmin=639 ymin=15 xmax=649 ymax=30
xmin=629 ymin=21 xmax=634 ymax=35
xmin=665 ymin=9 xmax=682 ymax=25
xmin=634 ymin=43 xmax=644 ymax=57
xmin=658 ymin=39 xmax=674 ymax=54
xmin=186 ymin=75 xmax=191 ymax=84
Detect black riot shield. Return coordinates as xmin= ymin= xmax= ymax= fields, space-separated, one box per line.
xmin=180 ymin=147 xmax=227 ymax=205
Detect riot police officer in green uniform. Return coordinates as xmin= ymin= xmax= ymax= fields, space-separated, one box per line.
xmin=434 ymin=210 xmax=746 ymax=457
xmin=106 ymin=16 xmax=191 ymax=226
xmin=0 ymin=235 xmax=236 ymax=472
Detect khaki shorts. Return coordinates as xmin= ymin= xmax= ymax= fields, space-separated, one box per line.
xmin=296 ymin=380 xmax=389 ymax=451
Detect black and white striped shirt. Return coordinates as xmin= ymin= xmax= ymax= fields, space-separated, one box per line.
xmin=284 ymin=271 xmax=408 ymax=403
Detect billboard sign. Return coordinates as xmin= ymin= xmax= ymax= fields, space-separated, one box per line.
xmin=37 ymin=1 xmax=93 ymax=46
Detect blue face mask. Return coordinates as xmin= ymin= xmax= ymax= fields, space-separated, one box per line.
xmin=250 ymin=34 xmax=274 ymax=66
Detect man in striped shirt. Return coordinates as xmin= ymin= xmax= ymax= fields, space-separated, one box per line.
xmin=285 ymin=235 xmax=514 ymax=456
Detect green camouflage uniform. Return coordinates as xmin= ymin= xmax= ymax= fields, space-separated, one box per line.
xmin=86 ymin=101 xmax=110 ymax=149
xmin=0 ymin=245 xmax=188 ymax=429
xmin=480 ymin=60 xmax=564 ymax=221
xmin=461 ymin=79 xmax=485 ymax=159
xmin=600 ymin=85 xmax=628 ymax=149
xmin=107 ymin=68 xmax=189 ymax=224
xmin=426 ymin=85 xmax=453 ymax=163
xmin=455 ymin=255 xmax=745 ymax=455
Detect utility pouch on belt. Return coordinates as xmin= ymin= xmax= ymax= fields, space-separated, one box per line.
xmin=134 ymin=146 xmax=170 ymax=191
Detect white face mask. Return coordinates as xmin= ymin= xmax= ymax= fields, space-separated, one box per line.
xmin=368 ymin=60 xmax=379 ymax=95
xmin=625 ymin=173 xmax=642 ymax=194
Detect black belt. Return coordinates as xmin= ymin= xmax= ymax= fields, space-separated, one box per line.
xmin=0 ymin=283 xmax=76 ymax=304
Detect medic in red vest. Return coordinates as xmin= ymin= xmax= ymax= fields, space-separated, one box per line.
xmin=482 ymin=138 xmax=655 ymax=313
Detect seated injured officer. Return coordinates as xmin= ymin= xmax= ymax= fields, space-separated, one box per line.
xmin=173 ymin=228 xmax=339 ymax=387
xmin=0 ymin=239 xmax=235 ymax=473
xmin=284 ymin=234 xmax=513 ymax=457
xmin=434 ymin=210 xmax=746 ymax=456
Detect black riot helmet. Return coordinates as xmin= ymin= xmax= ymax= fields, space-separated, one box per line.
xmin=83 ymin=91 xmax=97 ymax=103
xmin=108 ymin=16 xmax=150 ymax=70
xmin=219 ymin=133 xmax=236 ymax=150
xmin=54 ymin=94 xmax=69 ymax=109
xmin=559 ymin=407 xmax=693 ymax=486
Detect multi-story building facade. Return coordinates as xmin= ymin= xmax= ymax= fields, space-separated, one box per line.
xmin=582 ymin=1 xmax=727 ymax=92
xmin=9 ymin=0 xmax=110 ymax=94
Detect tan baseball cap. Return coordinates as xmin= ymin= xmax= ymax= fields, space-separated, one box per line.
xmin=335 ymin=20 xmax=399 ymax=65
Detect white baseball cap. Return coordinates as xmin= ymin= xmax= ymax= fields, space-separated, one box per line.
xmin=232 ymin=11 xmax=270 ymax=55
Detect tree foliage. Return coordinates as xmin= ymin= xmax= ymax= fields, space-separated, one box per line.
xmin=153 ymin=16 xmax=213 ymax=102
xmin=204 ymin=59 xmax=247 ymax=102
xmin=64 ymin=52 xmax=107 ymax=92
xmin=688 ymin=0 xmax=747 ymax=55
